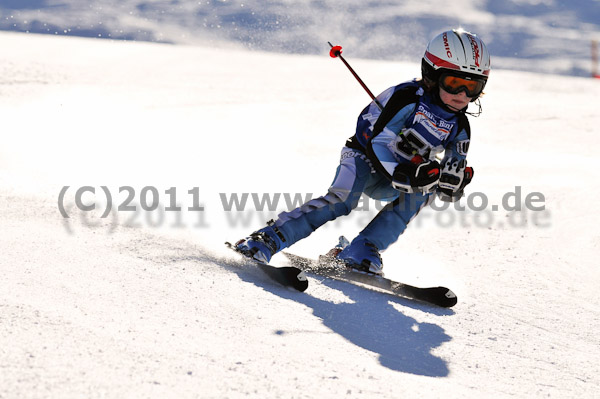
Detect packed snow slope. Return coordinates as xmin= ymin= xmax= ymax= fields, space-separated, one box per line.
xmin=1 ymin=0 xmax=600 ymax=77
xmin=1 ymin=32 xmax=600 ymax=398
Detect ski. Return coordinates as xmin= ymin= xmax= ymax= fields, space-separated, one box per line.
xmin=282 ymin=251 xmax=457 ymax=308
xmin=225 ymin=241 xmax=309 ymax=292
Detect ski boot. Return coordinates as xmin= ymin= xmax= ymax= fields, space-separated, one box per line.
xmin=234 ymin=222 xmax=286 ymax=264
xmin=336 ymin=236 xmax=384 ymax=275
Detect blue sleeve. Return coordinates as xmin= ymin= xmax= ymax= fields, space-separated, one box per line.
xmin=368 ymin=103 xmax=417 ymax=177
xmin=355 ymin=81 xmax=421 ymax=148
xmin=443 ymin=127 xmax=470 ymax=164
xmin=355 ymin=86 xmax=397 ymax=146
xmin=361 ymin=82 xmax=423 ymax=181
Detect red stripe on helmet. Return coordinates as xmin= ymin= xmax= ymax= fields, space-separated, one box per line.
xmin=425 ymin=51 xmax=461 ymax=71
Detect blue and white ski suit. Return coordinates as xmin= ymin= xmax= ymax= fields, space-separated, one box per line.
xmin=272 ymin=80 xmax=471 ymax=251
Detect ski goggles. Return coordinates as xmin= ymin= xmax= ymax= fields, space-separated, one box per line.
xmin=439 ymin=73 xmax=486 ymax=98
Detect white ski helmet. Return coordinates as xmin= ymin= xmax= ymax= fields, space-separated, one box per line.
xmin=421 ymin=29 xmax=491 ymax=96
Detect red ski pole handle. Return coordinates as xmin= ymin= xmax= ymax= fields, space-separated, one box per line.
xmin=329 ymin=45 xmax=343 ymax=58
xmin=327 ymin=42 xmax=383 ymax=110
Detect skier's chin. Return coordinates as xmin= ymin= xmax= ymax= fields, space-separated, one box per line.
xmin=444 ymin=101 xmax=468 ymax=112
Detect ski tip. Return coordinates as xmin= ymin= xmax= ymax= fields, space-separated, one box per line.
xmin=296 ymin=270 xmax=309 ymax=292
xmin=439 ymin=287 xmax=458 ymax=307
xmin=297 ymin=271 xmax=308 ymax=282
xmin=416 ymin=286 xmax=457 ymax=308
xmin=280 ymin=268 xmax=309 ymax=292
xmin=445 ymin=289 xmax=457 ymax=299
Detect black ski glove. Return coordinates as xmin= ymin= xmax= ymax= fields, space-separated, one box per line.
xmin=438 ymin=157 xmax=474 ymax=202
xmin=392 ymin=156 xmax=440 ymax=194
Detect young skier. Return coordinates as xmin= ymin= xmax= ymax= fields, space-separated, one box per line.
xmin=235 ymin=28 xmax=491 ymax=275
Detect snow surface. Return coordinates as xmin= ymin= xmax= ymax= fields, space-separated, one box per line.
xmin=1 ymin=0 xmax=599 ymax=77
xmin=1 ymin=31 xmax=600 ymax=398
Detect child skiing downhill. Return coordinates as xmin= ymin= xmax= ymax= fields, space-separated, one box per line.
xmin=235 ymin=29 xmax=491 ymax=275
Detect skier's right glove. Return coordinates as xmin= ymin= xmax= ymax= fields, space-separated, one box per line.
xmin=438 ymin=157 xmax=474 ymax=202
xmin=392 ymin=156 xmax=440 ymax=194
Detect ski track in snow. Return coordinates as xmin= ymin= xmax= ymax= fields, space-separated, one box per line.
xmin=1 ymin=32 xmax=600 ymax=398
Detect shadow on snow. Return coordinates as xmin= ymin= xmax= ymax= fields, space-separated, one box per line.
xmin=216 ymin=250 xmax=453 ymax=378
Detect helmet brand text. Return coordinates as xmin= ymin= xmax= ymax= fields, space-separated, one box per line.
xmin=467 ymin=34 xmax=480 ymax=67
xmin=442 ymin=32 xmax=452 ymax=58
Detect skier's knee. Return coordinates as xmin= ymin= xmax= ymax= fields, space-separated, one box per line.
xmin=325 ymin=191 xmax=356 ymax=216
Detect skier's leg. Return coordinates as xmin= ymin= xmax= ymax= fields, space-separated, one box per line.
xmin=337 ymin=192 xmax=434 ymax=273
xmin=360 ymin=192 xmax=433 ymax=250
xmin=236 ymin=148 xmax=373 ymax=262
xmin=274 ymin=148 xmax=374 ymax=245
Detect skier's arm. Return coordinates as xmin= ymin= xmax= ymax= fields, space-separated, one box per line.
xmin=354 ymin=86 xmax=398 ymax=145
xmin=443 ymin=126 xmax=470 ymax=164
xmin=363 ymin=85 xmax=422 ymax=180
xmin=365 ymin=103 xmax=416 ymax=179
xmin=438 ymin=128 xmax=473 ymax=202
xmin=366 ymin=108 xmax=442 ymax=194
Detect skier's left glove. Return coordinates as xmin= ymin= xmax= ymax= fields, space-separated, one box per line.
xmin=438 ymin=157 xmax=474 ymax=202
xmin=392 ymin=156 xmax=440 ymax=194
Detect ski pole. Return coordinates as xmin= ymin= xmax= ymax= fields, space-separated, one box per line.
xmin=328 ymin=43 xmax=436 ymax=163
xmin=328 ymin=42 xmax=383 ymax=111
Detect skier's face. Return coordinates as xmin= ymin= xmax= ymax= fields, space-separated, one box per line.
xmin=439 ymin=87 xmax=470 ymax=112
